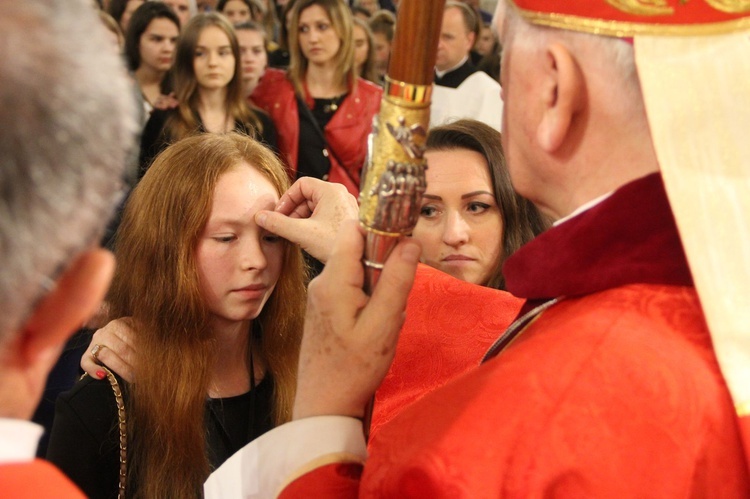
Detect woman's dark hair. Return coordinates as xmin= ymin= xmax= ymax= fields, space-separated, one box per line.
xmin=235 ymin=19 xmax=267 ymax=41
xmin=368 ymin=9 xmax=395 ymax=42
xmin=477 ymin=39 xmax=501 ymax=83
xmin=124 ymin=2 xmax=181 ymax=72
xmin=426 ymin=119 xmax=550 ymax=290
xmin=107 ymin=0 xmax=129 ymax=24
xmin=278 ymin=0 xmax=299 ymax=51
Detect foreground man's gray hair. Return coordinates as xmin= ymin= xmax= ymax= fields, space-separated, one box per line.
xmin=0 ymin=0 xmax=138 ymax=341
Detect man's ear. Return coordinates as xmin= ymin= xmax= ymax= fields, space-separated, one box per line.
xmin=17 ymin=248 xmax=115 ymax=366
xmin=537 ymin=42 xmax=584 ymax=152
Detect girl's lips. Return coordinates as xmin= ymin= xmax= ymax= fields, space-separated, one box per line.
xmin=232 ymin=284 xmax=267 ymax=299
xmin=232 ymin=286 xmax=266 ymax=300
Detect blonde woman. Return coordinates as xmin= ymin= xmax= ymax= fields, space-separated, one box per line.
xmin=251 ymin=0 xmax=381 ymax=196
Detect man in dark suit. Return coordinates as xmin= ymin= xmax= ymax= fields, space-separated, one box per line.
xmin=434 ymin=1 xmax=480 ymax=88
xmin=431 ymin=0 xmax=503 ymax=130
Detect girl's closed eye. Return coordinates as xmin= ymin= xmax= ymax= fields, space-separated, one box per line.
xmin=213 ymin=234 xmax=236 ymax=243
xmin=263 ymin=233 xmax=282 ymax=243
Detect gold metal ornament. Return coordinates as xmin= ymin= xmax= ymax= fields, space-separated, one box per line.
xmin=358 ymin=78 xmax=432 ymax=291
xmin=605 ymin=0 xmax=674 ymax=16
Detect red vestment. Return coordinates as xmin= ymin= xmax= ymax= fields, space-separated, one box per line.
xmin=0 ymin=459 xmax=85 ymax=498
xmin=370 ymin=264 xmax=523 ymax=439
xmin=281 ymin=173 xmax=750 ymax=497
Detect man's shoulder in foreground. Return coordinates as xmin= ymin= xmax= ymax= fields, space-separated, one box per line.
xmin=0 ymin=459 xmax=85 ymax=498
xmin=359 ymin=283 xmax=750 ymax=497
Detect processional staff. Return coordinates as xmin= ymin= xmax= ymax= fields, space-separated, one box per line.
xmin=358 ymin=0 xmax=446 ymax=293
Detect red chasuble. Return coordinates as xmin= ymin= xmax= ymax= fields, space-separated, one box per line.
xmin=370 ymin=264 xmax=523 ymax=440
xmin=281 ymin=173 xmax=750 ymax=497
xmin=0 ymin=460 xmax=86 ymax=498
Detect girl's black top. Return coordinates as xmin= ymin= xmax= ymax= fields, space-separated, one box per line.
xmin=46 ymin=373 xmax=274 ymax=499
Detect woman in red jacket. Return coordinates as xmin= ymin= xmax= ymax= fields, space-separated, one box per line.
xmin=251 ymin=0 xmax=382 ymax=197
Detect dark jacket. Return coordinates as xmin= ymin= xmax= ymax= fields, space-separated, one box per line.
xmin=138 ymin=107 xmax=278 ymax=176
xmin=434 ymin=59 xmax=478 ymax=89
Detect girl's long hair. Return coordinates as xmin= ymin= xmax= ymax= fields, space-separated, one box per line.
xmin=287 ymin=0 xmax=356 ymax=96
xmin=426 ymin=120 xmax=551 ymax=290
xmin=109 ymin=133 xmax=306 ymax=498
xmin=167 ymin=13 xmax=263 ymax=141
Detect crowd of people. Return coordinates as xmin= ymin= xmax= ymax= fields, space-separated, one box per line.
xmin=96 ymin=0 xmax=502 ymax=190
xmin=3 ymin=0 xmax=749 ymax=498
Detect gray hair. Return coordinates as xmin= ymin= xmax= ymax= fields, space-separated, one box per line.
xmin=502 ymin=2 xmax=642 ymax=108
xmin=0 ymin=0 xmax=138 ymax=341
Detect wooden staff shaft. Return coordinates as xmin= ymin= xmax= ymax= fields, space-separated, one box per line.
xmin=388 ymin=1 xmax=445 ymax=85
xmin=360 ymin=0 xmax=446 ymax=441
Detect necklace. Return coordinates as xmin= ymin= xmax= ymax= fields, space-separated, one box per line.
xmin=207 ymin=347 xmax=257 ymax=460
xmin=320 ymin=93 xmax=347 ymax=113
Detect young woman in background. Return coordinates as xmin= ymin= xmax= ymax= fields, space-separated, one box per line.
xmin=251 ymin=0 xmax=381 ymax=197
xmin=235 ymin=21 xmax=269 ymax=98
xmin=139 ymin=13 xmax=277 ymax=172
xmin=414 ymin=120 xmax=550 ymax=289
xmin=125 ymin=2 xmax=181 ymax=122
xmin=217 ymin=0 xmax=258 ymax=25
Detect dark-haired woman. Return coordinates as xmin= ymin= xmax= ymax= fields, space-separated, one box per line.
xmin=125 ymin=2 xmax=180 ymax=122
xmin=414 ymin=119 xmax=549 ymax=289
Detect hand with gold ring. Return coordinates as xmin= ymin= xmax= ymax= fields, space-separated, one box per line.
xmin=90 ymin=343 xmax=105 ymax=363
xmin=81 ymin=318 xmax=137 ymax=382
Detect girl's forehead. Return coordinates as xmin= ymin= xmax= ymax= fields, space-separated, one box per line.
xmin=205 ymin=170 xmax=278 ymax=228
xmin=215 ymin=164 xmax=278 ymax=200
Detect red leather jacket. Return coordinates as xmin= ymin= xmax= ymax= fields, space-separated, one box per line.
xmin=251 ymin=68 xmax=382 ymax=196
